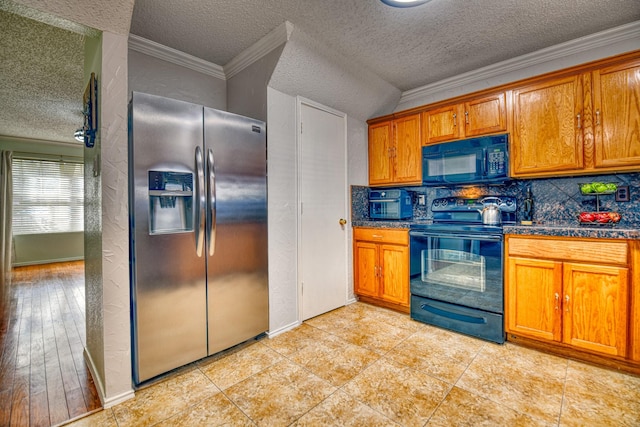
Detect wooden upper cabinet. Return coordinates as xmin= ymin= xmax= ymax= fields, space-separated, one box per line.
xmin=511 ymin=76 xmax=584 ymax=176
xmin=368 ymin=121 xmax=393 ymax=185
xmin=368 ymin=113 xmax=421 ymax=186
xmin=423 ymin=104 xmax=462 ymax=144
xmin=393 ymin=114 xmax=422 ymax=184
xmin=369 ymin=53 xmax=640 ymax=179
xmin=592 ymin=60 xmax=640 ymax=170
xmin=422 ymin=93 xmax=506 ymax=145
xmin=464 ymin=93 xmax=507 ymax=137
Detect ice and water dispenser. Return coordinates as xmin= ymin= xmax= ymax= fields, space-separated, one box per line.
xmin=148 ymin=171 xmax=193 ymax=234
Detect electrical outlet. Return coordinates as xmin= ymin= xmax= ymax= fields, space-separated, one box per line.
xmin=615 ymin=185 xmax=629 ymax=202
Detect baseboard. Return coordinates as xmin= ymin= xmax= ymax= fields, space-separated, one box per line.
xmin=12 ymin=256 xmax=84 ymax=267
xmin=346 ymin=297 xmax=358 ymax=305
xmin=267 ymin=320 xmax=301 ymax=338
xmin=83 ymin=348 xmax=135 ymax=408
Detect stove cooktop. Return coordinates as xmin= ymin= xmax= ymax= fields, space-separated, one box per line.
xmin=410 ymin=222 xmax=506 ymax=234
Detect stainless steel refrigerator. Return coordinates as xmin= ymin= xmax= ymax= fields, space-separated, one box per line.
xmin=128 ymin=92 xmax=268 ymax=385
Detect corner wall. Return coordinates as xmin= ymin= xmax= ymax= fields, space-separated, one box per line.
xmin=84 ymin=30 xmax=133 ymax=407
xmin=265 ymin=25 xmax=396 ymax=332
xmin=128 ymin=50 xmax=226 ymax=109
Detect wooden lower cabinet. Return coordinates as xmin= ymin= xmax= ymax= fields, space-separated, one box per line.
xmin=506 ymin=235 xmax=632 ymax=361
xmin=507 ymin=257 xmax=562 ymax=342
xmin=563 ymin=262 xmax=628 ymax=356
xmin=353 ymin=227 xmax=409 ymax=313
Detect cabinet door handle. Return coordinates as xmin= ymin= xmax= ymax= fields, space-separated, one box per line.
xmin=374 ymin=266 xmax=378 ymax=277
xmin=565 ymin=295 xmax=570 ymax=313
xmin=576 ymin=113 xmax=581 ymax=129
xmin=554 ymin=293 xmax=559 ymax=311
xmin=595 ymin=109 xmax=600 ymax=126
xmin=452 ymin=113 xmax=457 ymax=127
xmin=464 ymin=111 xmax=469 ymax=125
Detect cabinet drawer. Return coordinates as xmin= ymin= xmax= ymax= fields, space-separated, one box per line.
xmin=507 ymin=237 xmax=628 ymax=265
xmin=354 ymin=227 xmax=408 ymax=245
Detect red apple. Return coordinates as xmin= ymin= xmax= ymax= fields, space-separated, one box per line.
xmin=579 ymin=212 xmax=595 ymax=222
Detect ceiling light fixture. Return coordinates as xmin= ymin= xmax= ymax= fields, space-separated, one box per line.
xmin=381 ymin=0 xmax=431 ymax=7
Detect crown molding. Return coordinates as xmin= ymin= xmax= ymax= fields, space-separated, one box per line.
xmin=128 ymin=34 xmax=226 ymax=80
xmin=224 ymin=21 xmax=293 ymax=79
xmin=128 ymin=21 xmax=293 ymax=81
xmin=400 ymin=20 xmax=640 ymax=106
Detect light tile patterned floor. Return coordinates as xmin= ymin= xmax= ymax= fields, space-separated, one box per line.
xmin=64 ymin=302 xmax=640 ymax=427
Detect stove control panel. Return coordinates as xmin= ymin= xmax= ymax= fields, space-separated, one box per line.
xmin=431 ymin=196 xmax=517 ymax=212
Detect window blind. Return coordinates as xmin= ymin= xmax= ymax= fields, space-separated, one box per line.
xmin=12 ymin=159 xmax=84 ymax=235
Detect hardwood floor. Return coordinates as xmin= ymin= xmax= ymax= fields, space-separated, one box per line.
xmin=0 ymin=261 xmax=101 ymax=426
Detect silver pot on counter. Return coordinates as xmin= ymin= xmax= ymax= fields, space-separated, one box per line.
xmin=478 ymin=197 xmax=502 ymax=225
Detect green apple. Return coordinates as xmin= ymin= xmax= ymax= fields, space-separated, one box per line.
xmin=605 ymin=183 xmax=617 ymax=191
xmin=580 ymin=183 xmax=593 ymax=193
xmin=593 ymin=182 xmax=608 ymax=193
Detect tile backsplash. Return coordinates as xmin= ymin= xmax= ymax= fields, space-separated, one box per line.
xmin=352 ymin=172 xmax=640 ymax=227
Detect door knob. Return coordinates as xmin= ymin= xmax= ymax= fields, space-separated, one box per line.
xmin=339 ymin=218 xmax=347 ymax=225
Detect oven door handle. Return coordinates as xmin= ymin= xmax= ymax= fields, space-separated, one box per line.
xmin=420 ymin=303 xmax=488 ymax=324
xmin=409 ymin=231 xmax=502 ymax=241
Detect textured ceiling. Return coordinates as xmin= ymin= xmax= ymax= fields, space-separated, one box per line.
xmin=0 ymin=0 xmax=134 ymax=145
xmin=1 ymin=0 xmax=639 ymax=146
xmin=131 ymin=0 xmax=640 ymax=91
xmin=0 ymin=9 xmax=86 ymax=144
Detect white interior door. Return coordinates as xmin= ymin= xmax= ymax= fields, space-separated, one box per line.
xmin=298 ymin=98 xmax=348 ymax=321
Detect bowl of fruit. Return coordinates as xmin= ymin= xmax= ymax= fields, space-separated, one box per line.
xmin=579 ymin=182 xmax=618 ymax=195
xmin=578 ymin=211 xmax=622 ymax=225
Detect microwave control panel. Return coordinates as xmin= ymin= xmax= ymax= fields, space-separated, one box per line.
xmin=487 ymin=147 xmax=507 ymax=177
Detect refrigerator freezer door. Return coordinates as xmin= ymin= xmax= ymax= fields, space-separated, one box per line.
xmin=204 ymin=108 xmax=269 ymax=355
xmin=129 ymin=92 xmax=208 ymax=384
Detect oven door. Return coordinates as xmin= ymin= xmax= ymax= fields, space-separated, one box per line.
xmin=409 ymin=230 xmax=503 ymax=314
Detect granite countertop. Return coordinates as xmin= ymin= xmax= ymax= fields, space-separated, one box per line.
xmin=503 ymin=222 xmax=640 ymax=240
xmin=352 ymin=220 xmax=640 ymax=240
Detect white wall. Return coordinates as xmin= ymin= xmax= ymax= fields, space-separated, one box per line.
xmin=346 ymin=116 xmax=368 ymax=302
xmin=265 ymin=87 xmax=300 ymax=333
xmin=128 ymin=50 xmax=226 ymax=109
xmin=270 ymin=27 xmax=400 ymax=122
xmin=227 ymin=45 xmax=285 ymax=121
xmin=264 ymin=26 xmax=393 ymax=332
xmin=84 ymin=31 xmax=133 ymax=407
xmin=13 ymin=232 xmax=83 ymax=266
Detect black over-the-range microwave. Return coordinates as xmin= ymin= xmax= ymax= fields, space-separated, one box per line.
xmin=422 ymin=133 xmax=509 ymax=186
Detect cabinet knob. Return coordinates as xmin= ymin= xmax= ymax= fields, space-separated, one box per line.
xmin=339 ymin=218 xmax=347 ymax=226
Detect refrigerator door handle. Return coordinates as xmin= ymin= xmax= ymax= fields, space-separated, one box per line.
xmin=206 ymin=148 xmax=216 ymax=256
xmin=194 ymin=146 xmax=205 ymax=257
